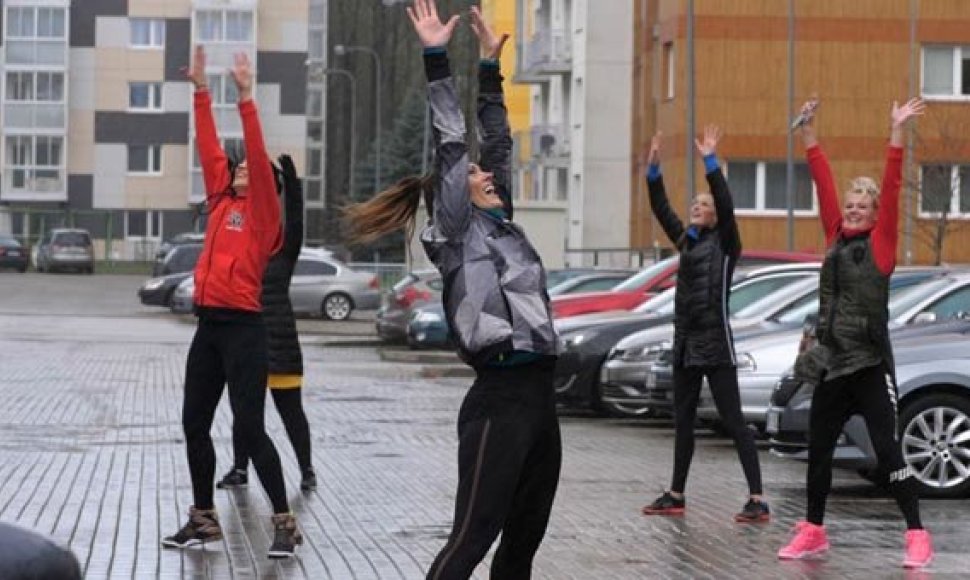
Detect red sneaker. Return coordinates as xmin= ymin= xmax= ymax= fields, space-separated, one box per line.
xmin=778 ymin=521 xmax=830 ymax=560
xmin=641 ymin=491 xmax=685 ymax=516
xmin=903 ymin=529 xmax=933 ymax=568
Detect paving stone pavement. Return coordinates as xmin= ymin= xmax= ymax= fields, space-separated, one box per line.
xmin=0 ymin=274 xmax=968 ymax=579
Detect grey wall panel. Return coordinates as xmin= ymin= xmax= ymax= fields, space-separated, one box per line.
xmin=164 ymin=19 xmax=192 ymax=82
xmin=256 ymin=51 xmax=308 ymax=115
xmin=70 ymin=0 xmax=128 ymax=48
xmin=67 ymin=174 xmax=94 ymax=210
xmin=94 ymin=112 xmax=189 ymax=144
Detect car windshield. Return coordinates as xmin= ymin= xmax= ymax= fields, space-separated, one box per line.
xmin=633 ymin=286 xmax=676 ymax=315
xmin=54 ymin=232 xmax=90 ymax=246
xmin=731 ymin=274 xmax=816 ymax=318
xmin=771 ymin=276 xmax=952 ymax=325
xmin=0 ymin=236 xmax=19 ymax=246
xmin=612 ymin=256 xmax=678 ymax=292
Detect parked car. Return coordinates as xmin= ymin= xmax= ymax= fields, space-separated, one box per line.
xmin=154 ymin=231 xmax=204 ymax=261
xmin=0 ymin=235 xmax=28 ymax=272
xmin=603 ymin=268 xmax=943 ymax=420
xmin=139 ymin=244 xmax=203 ymax=307
xmin=151 ymin=243 xmax=203 ymax=278
xmin=548 ymin=271 xmax=633 ymax=296
xmin=406 ymin=301 xmax=452 ymax=349
xmin=556 ymin=263 xmax=822 ymax=414
xmin=170 ymin=249 xmax=379 ymax=320
xmin=376 ymin=270 xmax=443 ymax=342
xmin=768 ymin=319 xmax=970 ymax=498
xmin=550 ymin=251 xmax=819 ymax=319
xmin=545 ymin=267 xmax=633 ymax=290
xmin=35 ymin=228 xmax=95 ymax=274
xmin=645 ymin=269 xmax=964 ymax=429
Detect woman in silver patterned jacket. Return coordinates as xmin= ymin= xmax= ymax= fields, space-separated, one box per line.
xmin=346 ymin=2 xmax=560 ymax=578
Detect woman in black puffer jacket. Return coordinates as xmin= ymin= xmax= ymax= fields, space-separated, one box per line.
xmin=640 ymin=127 xmax=766 ymax=524
xmin=217 ymin=154 xmax=317 ymax=492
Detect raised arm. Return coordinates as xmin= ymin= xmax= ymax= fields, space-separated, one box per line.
xmin=232 ymin=52 xmax=281 ymax=255
xmin=470 ymin=6 xmax=513 ymax=218
xmin=407 ymin=0 xmax=469 ymax=238
xmin=644 ymin=131 xmax=686 ymax=247
xmin=796 ymin=99 xmax=841 ymax=245
xmin=872 ymin=98 xmax=925 ymax=274
xmin=277 ymin=154 xmax=304 ymax=261
xmin=695 ymin=125 xmax=740 ymax=257
xmin=184 ymin=46 xmax=230 ymax=204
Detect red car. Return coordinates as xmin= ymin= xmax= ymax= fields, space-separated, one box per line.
xmin=550 ymin=251 xmax=820 ymax=319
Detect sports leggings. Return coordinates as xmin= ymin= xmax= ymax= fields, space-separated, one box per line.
xmin=806 ymin=363 xmax=921 ymax=528
xmin=232 ymin=386 xmax=312 ymax=473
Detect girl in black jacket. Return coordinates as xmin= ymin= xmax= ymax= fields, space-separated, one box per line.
xmin=216 ymin=154 xmax=317 ymax=493
xmin=640 ymin=128 xmax=767 ymax=523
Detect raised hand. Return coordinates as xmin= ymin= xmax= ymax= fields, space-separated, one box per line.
xmin=181 ymin=45 xmax=207 ymax=90
xmin=645 ymin=131 xmax=663 ymax=166
xmin=694 ymin=124 xmax=722 ymax=157
xmin=469 ymin=5 xmax=509 ymax=60
xmin=229 ymin=52 xmax=253 ymax=102
xmin=796 ymin=98 xmax=819 ymax=128
xmin=406 ymin=0 xmax=460 ymax=49
xmin=891 ymin=97 xmax=925 ymax=128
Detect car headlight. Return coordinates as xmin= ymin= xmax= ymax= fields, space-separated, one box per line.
xmin=617 ymin=340 xmax=671 ymax=362
xmin=413 ymin=310 xmax=443 ymax=323
xmin=736 ymin=352 xmax=757 ymax=373
xmin=142 ymin=278 xmax=166 ymax=291
xmin=560 ymin=333 xmax=586 ymax=350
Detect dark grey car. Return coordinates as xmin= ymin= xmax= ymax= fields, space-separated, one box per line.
xmin=768 ymin=319 xmax=970 ymax=498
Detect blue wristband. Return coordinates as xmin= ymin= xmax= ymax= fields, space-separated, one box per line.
xmin=703 ymin=153 xmax=719 ymax=174
xmin=423 ymin=46 xmax=447 ymax=55
xmin=647 ymin=163 xmax=662 ymax=182
xmin=479 ymin=58 xmax=500 ymax=68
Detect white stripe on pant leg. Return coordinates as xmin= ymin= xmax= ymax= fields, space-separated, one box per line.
xmin=433 ymin=419 xmax=492 ymax=580
xmin=885 ymin=371 xmax=899 ymax=440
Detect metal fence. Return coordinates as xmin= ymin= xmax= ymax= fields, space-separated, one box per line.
xmin=562 ymin=246 xmax=672 ymax=269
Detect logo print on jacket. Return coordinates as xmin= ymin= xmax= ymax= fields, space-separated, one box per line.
xmin=227 ymin=209 xmax=244 ymax=232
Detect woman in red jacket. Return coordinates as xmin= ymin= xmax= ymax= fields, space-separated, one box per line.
xmin=160 ymin=46 xmax=301 ymax=559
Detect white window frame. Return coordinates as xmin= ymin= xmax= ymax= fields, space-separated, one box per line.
xmin=726 ymin=160 xmax=818 ymax=216
xmin=664 ymin=42 xmax=675 ymax=100
xmin=920 ymin=45 xmax=970 ymax=102
xmin=128 ymin=144 xmax=163 ymax=175
xmin=129 ymin=18 xmax=165 ymax=49
xmin=128 ymin=82 xmax=163 ymax=112
xmin=6 ymin=71 xmax=66 ymax=103
xmin=5 ymin=6 xmax=66 ymax=40
xmin=4 ymin=134 xmax=65 ymax=193
xmin=918 ymin=163 xmax=970 ymax=219
xmin=196 ymin=9 xmax=254 ymax=43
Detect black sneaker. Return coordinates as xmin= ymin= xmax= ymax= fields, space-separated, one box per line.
xmin=641 ymin=492 xmax=685 ymax=516
xmin=216 ymin=468 xmax=248 ymax=489
xmin=300 ymin=469 xmax=317 ymax=492
xmin=735 ymin=498 xmax=770 ymax=523
xmin=267 ymin=513 xmax=303 ymax=559
xmin=161 ymin=507 xmax=223 ymax=548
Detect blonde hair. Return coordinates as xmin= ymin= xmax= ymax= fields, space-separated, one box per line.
xmin=846 ymin=176 xmax=880 ymax=209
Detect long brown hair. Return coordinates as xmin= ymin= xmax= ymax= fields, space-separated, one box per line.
xmin=343 ymin=174 xmax=436 ymax=245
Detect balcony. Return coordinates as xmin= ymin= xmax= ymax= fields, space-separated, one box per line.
xmin=518 ymin=28 xmax=572 ymax=80
xmin=513 ymin=125 xmax=569 ymax=203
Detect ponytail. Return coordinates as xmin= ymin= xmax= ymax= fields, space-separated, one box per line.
xmin=344 ymin=174 xmax=436 ymax=245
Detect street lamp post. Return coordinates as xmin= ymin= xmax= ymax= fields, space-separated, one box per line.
xmin=307 ymin=60 xmax=358 ymax=203
xmin=334 ymin=44 xmax=382 ymax=193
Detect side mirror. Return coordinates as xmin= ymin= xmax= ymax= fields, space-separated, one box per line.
xmin=912 ymin=311 xmax=937 ymax=325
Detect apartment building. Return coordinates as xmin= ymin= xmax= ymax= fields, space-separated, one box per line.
xmin=0 ymin=0 xmax=309 ymax=258
xmin=634 ymin=0 xmax=970 ymax=265
xmin=515 ymin=0 xmax=634 ymax=268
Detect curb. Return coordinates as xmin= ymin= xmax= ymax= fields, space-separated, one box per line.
xmin=378 ymin=348 xmax=462 ymax=365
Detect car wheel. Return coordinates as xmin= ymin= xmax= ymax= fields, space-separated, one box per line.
xmin=18 ymin=266 xmax=26 ymax=273
xmin=899 ymin=393 xmax=970 ymax=499
xmin=322 ymin=293 xmax=353 ymax=321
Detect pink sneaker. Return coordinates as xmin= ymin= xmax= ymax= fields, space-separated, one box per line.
xmin=903 ymin=529 xmax=933 ymax=568
xmin=778 ymin=521 xmax=830 ymax=560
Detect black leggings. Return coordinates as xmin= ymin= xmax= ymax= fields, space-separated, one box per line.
xmin=671 ymin=365 xmax=763 ymax=495
xmin=806 ymin=363 xmax=922 ymax=528
xmin=426 ymin=360 xmax=561 ymax=580
xmin=232 ymin=387 xmax=312 ymax=473
xmin=182 ymin=317 xmax=289 ymax=514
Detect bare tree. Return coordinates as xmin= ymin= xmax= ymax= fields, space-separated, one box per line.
xmin=906 ymin=112 xmax=970 ymax=265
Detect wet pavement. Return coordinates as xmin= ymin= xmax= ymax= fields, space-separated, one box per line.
xmin=1 ymin=274 xmax=968 ymax=579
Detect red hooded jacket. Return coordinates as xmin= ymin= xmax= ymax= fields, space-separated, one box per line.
xmin=192 ymin=90 xmax=281 ymax=312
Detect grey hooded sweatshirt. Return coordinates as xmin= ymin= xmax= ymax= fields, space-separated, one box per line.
xmin=419 ymin=49 xmax=559 ymax=368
